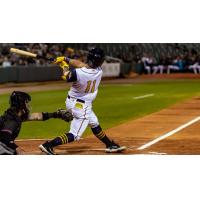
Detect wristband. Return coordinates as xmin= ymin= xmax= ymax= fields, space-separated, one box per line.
xmin=42 ymin=112 xmax=57 ymax=121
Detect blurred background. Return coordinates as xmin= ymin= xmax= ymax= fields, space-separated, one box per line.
xmin=1 ymin=43 xmax=200 ymax=83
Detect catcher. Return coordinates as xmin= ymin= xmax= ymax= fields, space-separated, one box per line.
xmin=0 ymin=91 xmax=73 ymax=155
xmin=39 ymin=48 xmax=126 ymax=155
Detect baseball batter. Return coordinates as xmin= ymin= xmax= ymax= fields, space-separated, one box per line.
xmin=39 ymin=48 xmax=126 ymax=154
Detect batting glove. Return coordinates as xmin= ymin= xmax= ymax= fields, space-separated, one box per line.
xmin=54 ymin=56 xmax=66 ymax=64
xmin=59 ymin=61 xmax=70 ymax=80
xmin=59 ymin=61 xmax=69 ymax=70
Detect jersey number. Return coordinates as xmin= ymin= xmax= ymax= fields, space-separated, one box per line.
xmin=85 ymin=80 xmax=96 ymax=93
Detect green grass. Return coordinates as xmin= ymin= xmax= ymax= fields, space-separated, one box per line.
xmin=1 ymin=80 xmax=200 ymax=139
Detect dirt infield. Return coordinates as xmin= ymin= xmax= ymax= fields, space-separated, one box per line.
xmin=16 ymin=96 xmax=200 ymax=155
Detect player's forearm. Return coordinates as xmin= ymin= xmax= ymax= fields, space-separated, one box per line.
xmin=67 ymin=58 xmax=86 ymax=68
xmin=27 ymin=110 xmax=73 ymax=122
xmin=27 ymin=112 xmax=57 ymax=121
xmin=27 ymin=113 xmax=43 ymax=121
xmin=54 ymin=56 xmax=86 ymax=68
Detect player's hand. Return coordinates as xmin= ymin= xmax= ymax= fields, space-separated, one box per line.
xmin=59 ymin=61 xmax=69 ymax=70
xmin=53 ymin=56 xmax=66 ymax=64
xmin=59 ymin=61 xmax=70 ymax=80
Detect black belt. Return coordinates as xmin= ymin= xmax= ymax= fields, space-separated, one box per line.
xmin=68 ymin=95 xmax=85 ymax=103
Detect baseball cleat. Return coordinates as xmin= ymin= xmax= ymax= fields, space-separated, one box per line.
xmin=39 ymin=141 xmax=56 ymax=155
xmin=105 ymin=141 xmax=127 ymax=153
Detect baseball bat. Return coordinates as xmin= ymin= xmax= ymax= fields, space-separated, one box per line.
xmin=10 ymin=48 xmax=54 ymax=61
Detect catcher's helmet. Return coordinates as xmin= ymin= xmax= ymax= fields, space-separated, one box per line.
xmin=10 ymin=91 xmax=31 ymax=121
xmin=87 ymin=48 xmax=105 ymax=68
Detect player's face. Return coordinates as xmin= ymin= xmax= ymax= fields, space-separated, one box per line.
xmin=25 ymin=101 xmax=32 ymax=113
xmin=20 ymin=101 xmax=31 ymax=121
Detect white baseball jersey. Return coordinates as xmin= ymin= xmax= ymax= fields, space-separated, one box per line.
xmin=65 ymin=66 xmax=103 ymax=140
xmin=68 ymin=66 xmax=103 ymax=102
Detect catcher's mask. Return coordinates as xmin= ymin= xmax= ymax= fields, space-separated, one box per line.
xmin=87 ymin=48 xmax=105 ymax=68
xmin=9 ymin=91 xmax=31 ymax=121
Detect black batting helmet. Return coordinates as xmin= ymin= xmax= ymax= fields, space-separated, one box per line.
xmin=10 ymin=91 xmax=31 ymax=121
xmin=87 ymin=48 xmax=105 ymax=68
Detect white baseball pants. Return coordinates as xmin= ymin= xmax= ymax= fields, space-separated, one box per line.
xmin=65 ymin=96 xmax=99 ymax=140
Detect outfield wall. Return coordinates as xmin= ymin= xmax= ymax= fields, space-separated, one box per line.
xmin=0 ymin=66 xmax=62 ymax=83
xmin=0 ymin=62 xmax=131 ymax=83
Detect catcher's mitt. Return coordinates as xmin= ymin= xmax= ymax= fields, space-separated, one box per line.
xmin=55 ymin=109 xmax=73 ymax=122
